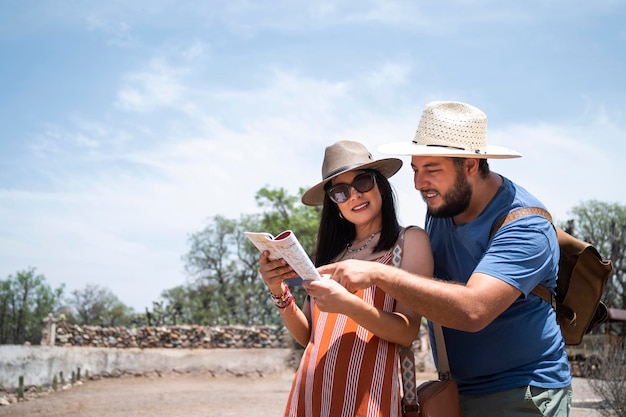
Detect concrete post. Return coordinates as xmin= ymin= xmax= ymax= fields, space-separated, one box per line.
xmin=41 ymin=313 xmax=57 ymax=346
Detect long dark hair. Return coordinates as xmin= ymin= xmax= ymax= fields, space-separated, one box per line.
xmin=313 ymin=170 xmax=401 ymax=267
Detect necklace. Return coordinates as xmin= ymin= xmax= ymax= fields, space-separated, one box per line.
xmin=345 ymin=231 xmax=380 ymax=255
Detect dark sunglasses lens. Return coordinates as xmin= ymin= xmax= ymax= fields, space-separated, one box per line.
xmin=327 ymin=173 xmax=375 ymax=204
xmin=329 ymin=185 xmax=350 ymax=203
xmin=353 ymin=173 xmax=375 ymax=193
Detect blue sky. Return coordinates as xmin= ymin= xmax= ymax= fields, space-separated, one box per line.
xmin=1 ymin=1 xmax=625 ymax=312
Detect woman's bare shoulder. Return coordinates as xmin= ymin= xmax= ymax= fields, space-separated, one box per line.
xmin=403 ymin=225 xmax=429 ymax=241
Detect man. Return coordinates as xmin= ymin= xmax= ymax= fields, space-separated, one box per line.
xmin=313 ymin=101 xmax=572 ymax=417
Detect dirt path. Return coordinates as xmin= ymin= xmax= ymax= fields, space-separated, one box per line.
xmin=1 ymin=372 xmax=295 ymax=417
xmin=1 ymin=372 xmax=601 ymax=417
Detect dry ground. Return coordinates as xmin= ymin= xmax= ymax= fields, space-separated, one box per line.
xmin=1 ymin=372 xmax=601 ymax=417
xmin=1 ymin=372 xmax=295 ymax=417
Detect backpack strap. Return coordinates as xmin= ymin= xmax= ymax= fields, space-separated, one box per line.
xmin=490 ymin=207 xmax=578 ymax=326
xmin=490 ymin=207 xmax=553 ymax=234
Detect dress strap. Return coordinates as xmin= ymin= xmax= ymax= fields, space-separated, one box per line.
xmin=391 ymin=226 xmax=416 ymax=268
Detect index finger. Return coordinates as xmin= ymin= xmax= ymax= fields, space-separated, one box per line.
xmin=302 ymin=278 xmax=327 ymax=293
xmin=317 ymin=262 xmax=338 ymax=277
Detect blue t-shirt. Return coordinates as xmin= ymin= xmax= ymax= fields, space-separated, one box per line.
xmin=426 ymin=176 xmax=571 ymax=396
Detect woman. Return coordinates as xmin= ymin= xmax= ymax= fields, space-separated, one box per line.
xmin=260 ymin=140 xmax=433 ymax=417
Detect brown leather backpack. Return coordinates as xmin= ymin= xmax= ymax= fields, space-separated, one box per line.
xmin=491 ymin=207 xmax=613 ymax=345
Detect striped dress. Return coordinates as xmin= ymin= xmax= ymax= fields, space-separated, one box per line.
xmin=284 ymin=244 xmax=405 ymax=417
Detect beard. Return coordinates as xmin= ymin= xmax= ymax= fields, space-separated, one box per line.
xmin=426 ymin=171 xmax=472 ymax=218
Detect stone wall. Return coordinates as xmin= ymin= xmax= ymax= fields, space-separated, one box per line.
xmin=50 ymin=321 xmax=432 ymax=370
xmin=53 ymin=321 xmax=293 ymax=349
xmin=0 ymin=318 xmax=434 ymax=392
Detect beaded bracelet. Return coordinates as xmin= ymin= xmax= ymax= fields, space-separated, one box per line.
xmin=270 ymin=286 xmax=294 ymax=309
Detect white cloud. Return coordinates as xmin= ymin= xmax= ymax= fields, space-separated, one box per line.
xmin=361 ymin=62 xmax=411 ymax=89
xmin=489 ymin=119 xmax=626 ymax=223
xmin=85 ymin=14 xmax=137 ymax=47
xmin=115 ymin=59 xmax=187 ymax=112
xmin=182 ymin=40 xmax=209 ymax=61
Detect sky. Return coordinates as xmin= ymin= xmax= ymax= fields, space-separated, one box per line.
xmin=1 ymin=1 xmax=625 ymax=313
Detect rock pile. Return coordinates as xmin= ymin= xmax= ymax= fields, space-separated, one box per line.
xmin=54 ymin=322 xmax=293 ymax=349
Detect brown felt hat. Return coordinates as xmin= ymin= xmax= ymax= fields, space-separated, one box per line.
xmin=301 ymin=140 xmax=402 ymax=206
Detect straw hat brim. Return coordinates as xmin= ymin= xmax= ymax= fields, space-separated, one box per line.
xmin=301 ymin=158 xmax=403 ymax=206
xmin=378 ymin=142 xmax=522 ymax=159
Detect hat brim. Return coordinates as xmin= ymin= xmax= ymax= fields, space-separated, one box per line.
xmin=301 ymin=158 xmax=403 ymax=206
xmin=378 ymin=142 xmax=522 ymax=159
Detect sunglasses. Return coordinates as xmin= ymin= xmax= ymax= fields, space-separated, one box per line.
xmin=326 ymin=172 xmax=376 ymax=204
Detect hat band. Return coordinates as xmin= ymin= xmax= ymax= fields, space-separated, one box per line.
xmin=414 ymin=140 xmax=483 ymax=154
xmin=323 ymin=162 xmax=368 ymax=180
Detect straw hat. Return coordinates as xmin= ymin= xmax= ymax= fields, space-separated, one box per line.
xmin=378 ymin=101 xmax=522 ymax=159
xmin=301 ymin=140 xmax=403 ymax=206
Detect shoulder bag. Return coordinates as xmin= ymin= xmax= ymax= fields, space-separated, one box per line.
xmin=400 ymin=323 xmax=460 ymax=417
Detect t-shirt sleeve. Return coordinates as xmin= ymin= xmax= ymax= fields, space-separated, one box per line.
xmin=475 ymin=216 xmax=557 ymax=296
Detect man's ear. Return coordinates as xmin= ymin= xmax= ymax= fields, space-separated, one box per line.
xmin=465 ymin=158 xmax=480 ymax=175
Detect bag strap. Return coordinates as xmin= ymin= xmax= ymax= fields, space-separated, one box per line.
xmin=432 ymin=323 xmax=451 ymax=379
xmin=400 ymin=323 xmax=451 ymax=416
xmin=399 ymin=345 xmax=419 ymax=413
xmin=395 ymin=227 xmax=452 ymax=415
xmin=490 ymin=207 xmax=577 ymax=325
xmin=394 ymin=227 xmax=420 ymax=413
xmin=490 ymin=206 xmax=553 ymax=233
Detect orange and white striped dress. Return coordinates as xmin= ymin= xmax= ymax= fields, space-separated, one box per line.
xmin=284 ymin=246 xmax=404 ymax=417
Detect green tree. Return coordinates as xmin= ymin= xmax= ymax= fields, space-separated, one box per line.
xmin=256 ymin=186 xmax=321 ymax=254
xmin=182 ymin=215 xmax=249 ymax=324
xmin=136 ymin=300 xmax=184 ymax=326
xmin=563 ymin=200 xmax=626 ymax=312
xmin=0 ymin=267 xmax=63 ymax=344
xmin=168 ymin=186 xmax=320 ymax=325
xmin=66 ymin=284 xmax=134 ymax=326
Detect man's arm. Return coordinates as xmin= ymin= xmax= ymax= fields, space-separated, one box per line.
xmin=318 ymin=261 xmax=521 ymax=332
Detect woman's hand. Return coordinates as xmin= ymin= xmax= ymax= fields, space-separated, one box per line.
xmin=259 ymin=251 xmax=298 ymax=294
